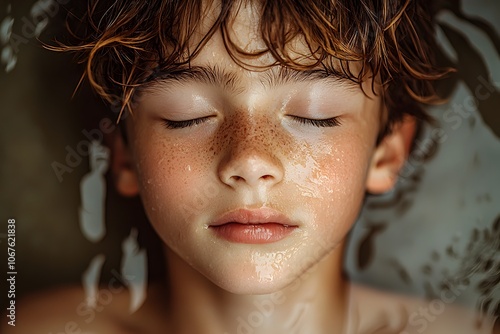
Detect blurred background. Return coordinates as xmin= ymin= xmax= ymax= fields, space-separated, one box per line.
xmin=0 ymin=0 xmax=499 ymax=321
xmin=0 ymin=0 xmax=165 ymax=313
xmin=345 ymin=0 xmax=500 ymax=319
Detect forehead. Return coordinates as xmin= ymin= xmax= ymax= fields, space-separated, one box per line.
xmin=225 ymin=1 xmax=265 ymax=53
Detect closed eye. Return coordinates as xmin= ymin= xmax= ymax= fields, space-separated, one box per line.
xmin=162 ymin=115 xmax=340 ymax=129
xmin=162 ymin=116 xmax=212 ymax=129
xmin=289 ymin=116 xmax=341 ymax=127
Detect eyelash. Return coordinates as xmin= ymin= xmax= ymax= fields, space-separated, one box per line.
xmin=290 ymin=116 xmax=341 ymax=128
xmin=162 ymin=117 xmax=210 ymax=129
xmin=162 ymin=115 xmax=341 ymax=129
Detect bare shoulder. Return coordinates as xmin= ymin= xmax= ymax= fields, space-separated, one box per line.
xmin=348 ymin=283 xmax=498 ymax=334
xmin=1 ymin=283 xmax=170 ymax=334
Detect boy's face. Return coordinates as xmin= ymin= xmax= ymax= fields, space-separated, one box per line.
xmin=115 ymin=3 xmax=407 ymax=294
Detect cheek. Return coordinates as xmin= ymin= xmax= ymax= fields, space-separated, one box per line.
xmin=290 ymin=132 xmax=374 ymax=233
xmin=322 ymin=138 xmax=372 ymax=202
xmin=130 ymin=128 xmax=217 ymax=231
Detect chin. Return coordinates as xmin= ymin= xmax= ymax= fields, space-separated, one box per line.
xmin=212 ymin=274 xmax=295 ymax=296
xmin=198 ymin=260 xmax=301 ymax=296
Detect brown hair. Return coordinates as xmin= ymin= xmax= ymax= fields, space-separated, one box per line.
xmin=55 ymin=0 xmax=453 ymax=137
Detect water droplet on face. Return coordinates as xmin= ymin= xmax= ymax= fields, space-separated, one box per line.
xmin=252 ymin=252 xmax=279 ymax=283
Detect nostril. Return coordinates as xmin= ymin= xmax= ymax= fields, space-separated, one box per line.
xmin=218 ymin=152 xmax=284 ymax=189
xmin=228 ymin=173 xmax=275 ymax=186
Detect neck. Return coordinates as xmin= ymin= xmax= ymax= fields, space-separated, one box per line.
xmin=163 ymin=245 xmax=350 ymax=334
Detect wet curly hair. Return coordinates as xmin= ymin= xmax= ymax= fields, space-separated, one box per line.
xmin=54 ymin=0 xmax=453 ymax=138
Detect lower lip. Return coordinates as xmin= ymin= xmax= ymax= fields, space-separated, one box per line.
xmin=210 ymin=223 xmax=295 ymax=244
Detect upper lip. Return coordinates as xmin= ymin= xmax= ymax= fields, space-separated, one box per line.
xmin=209 ymin=208 xmax=297 ymax=227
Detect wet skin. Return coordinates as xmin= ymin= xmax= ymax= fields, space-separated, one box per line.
xmin=126 ymin=50 xmax=382 ymax=296
xmin=113 ymin=2 xmax=402 ymax=332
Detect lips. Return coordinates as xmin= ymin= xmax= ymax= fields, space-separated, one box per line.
xmin=209 ymin=208 xmax=298 ymax=244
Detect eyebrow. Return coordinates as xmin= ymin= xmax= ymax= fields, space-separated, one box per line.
xmin=263 ymin=66 xmax=359 ymax=90
xmin=146 ymin=65 xmax=239 ymax=93
xmin=146 ymin=64 xmax=359 ymax=93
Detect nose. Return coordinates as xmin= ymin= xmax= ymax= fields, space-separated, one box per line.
xmin=218 ymin=144 xmax=284 ymax=190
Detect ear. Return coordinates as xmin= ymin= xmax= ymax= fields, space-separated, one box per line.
xmin=111 ymin=128 xmax=140 ymax=197
xmin=366 ymin=116 xmax=416 ymax=194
